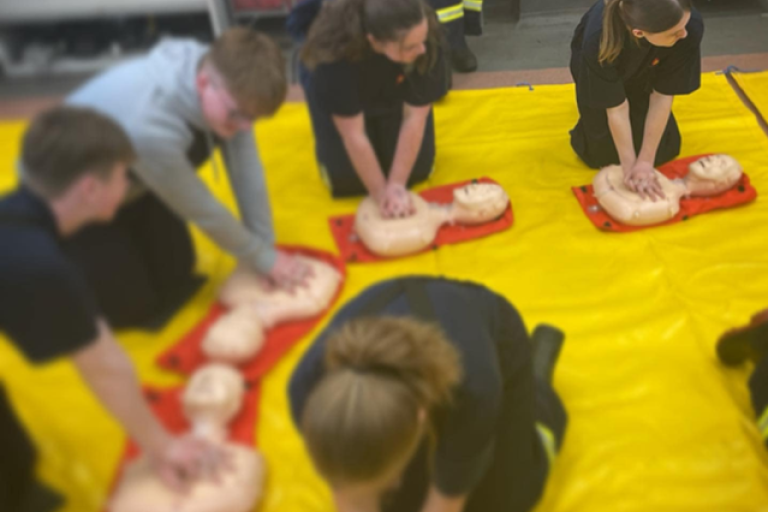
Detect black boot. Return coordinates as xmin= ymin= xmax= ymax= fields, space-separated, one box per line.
xmin=449 ymin=45 xmax=478 ymax=73
xmin=531 ymin=324 xmax=565 ymax=384
xmin=717 ymin=309 xmax=768 ymax=366
xmin=443 ymin=18 xmax=478 ymax=73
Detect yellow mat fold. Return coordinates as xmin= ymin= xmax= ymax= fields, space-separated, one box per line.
xmin=2 ymin=72 xmax=768 ymax=512
xmin=732 ymin=70 xmax=768 ymax=123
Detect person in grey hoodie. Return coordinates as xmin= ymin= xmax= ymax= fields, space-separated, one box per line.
xmin=64 ymin=27 xmax=310 ymax=329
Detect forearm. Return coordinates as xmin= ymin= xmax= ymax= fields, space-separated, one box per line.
xmin=72 ymin=322 xmax=170 ymax=456
xmin=340 ymin=132 xmax=387 ymax=198
xmin=222 ymin=133 xmax=276 ymax=244
xmin=420 ymin=487 xmax=467 ymax=512
xmin=637 ymin=91 xmax=674 ymax=165
xmin=388 ymin=105 xmax=430 ymax=187
xmin=606 ymin=100 xmax=637 ymax=171
xmin=135 ymin=151 xmax=276 ymax=273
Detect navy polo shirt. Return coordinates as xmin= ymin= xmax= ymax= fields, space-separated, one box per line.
xmin=571 ymin=0 xmax=704 ymax=110
xmin=0 ymin=187 xmax=99 ymax=363
xmin=289 ymin=277 xmax=542 ymax=510
xmin=308 ymin=48 xmax=449 ymax=117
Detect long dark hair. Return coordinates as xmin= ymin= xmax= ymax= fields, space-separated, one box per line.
xmin=600 ymin=0 xmax=693 ymax=65
xmin=301 ymin=0 xmax=442 ymax=74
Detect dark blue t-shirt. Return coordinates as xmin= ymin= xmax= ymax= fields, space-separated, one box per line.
xmin=571 ymin=0 xmax=704 ymax=109
xmin=0 ymin=187 xmax=98 ymax=363
xmin=308 ymin=50 xmax=449 ymax=117
xmin=289 ymin=277 xmax=546 ymax=511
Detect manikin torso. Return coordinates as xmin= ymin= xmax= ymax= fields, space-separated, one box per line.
xmin=110 ymin=365 xmax=265 ymax=512
xmin=354 ymin=182 xmax=510 ymax=257
xmin=593 ymin=155 xmax=742 ymax=226
xmin=202 ymin=256 xmax=342 ymax=365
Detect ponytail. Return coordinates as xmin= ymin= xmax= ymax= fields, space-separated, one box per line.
xmin=599 ymin=0 xmax=626 ymax=65
xmin=598 ymin=0 xmax=692 ymax=65
xmin=301 ymin=316 xmax=461 ymax=485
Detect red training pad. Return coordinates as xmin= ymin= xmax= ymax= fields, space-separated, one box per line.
xmin=156 ymin=246 xmax=346 ymax=379
xmin=104 ymin=382 xmax=261 ymax=512
xmin=328 ymin=176 xmax=514 ymax=263
xmin=572 ymin=154 xmax=757 ymax=232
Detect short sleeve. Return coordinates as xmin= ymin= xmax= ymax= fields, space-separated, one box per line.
xmin=403 ymin=45 xmax=449 ymax=107
xmin=574 ymin=33 xmax=627 ymax=110
xmin=652 ymin=14 xmax=704 ymax=96
xmin=312 ymin=61 xmax=362 ymax=117
xmin=0 ymin=259 xmax=98 ymax=363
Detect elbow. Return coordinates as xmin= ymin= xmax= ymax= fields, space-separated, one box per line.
xmin=606 ymin=100 xmax=629 ymax=116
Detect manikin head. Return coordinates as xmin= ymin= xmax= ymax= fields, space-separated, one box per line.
xmin=202 ymin=307 xmax=266 ymax=365
xmin=183 ymin=364 xmax=245 ymax=440
xmin=600 ymin=0 xmax=692 ymax=64
xmin=451 ymin=182 xmax=510 ymax=224
xmin=301 ymin=316 xmax=461 ymax=499
xmin=685 ymin=154 xmax=742 ymax=196
xmin=20 ymin=106 xmax=135 ymax=234
xmin=196 ymin=27 xmax=287 ymax=139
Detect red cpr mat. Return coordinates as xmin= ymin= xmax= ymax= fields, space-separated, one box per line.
xmin=156 ymin=246 xmax=346 ymax=379
xmin=328 ymin=177 xmax=514 ymax=263
xmin=104 ymin=382 xmax=261 ymax=512
xmin=572 ymin=155 xmax=757 ymax=232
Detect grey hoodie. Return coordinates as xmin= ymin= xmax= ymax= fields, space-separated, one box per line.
xmin=67 ymin=38 xmax=277 ymax=272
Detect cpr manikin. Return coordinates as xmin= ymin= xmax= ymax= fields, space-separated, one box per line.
xmin=593 ymin=154 xmax=742 ymax=226
xmin=110 ymin=364 xmax=266 ymax=512
xmin=354 ymin=182 xmax=510 ymax=257
xmin=202 ymin=256 xmax=342 ymax=365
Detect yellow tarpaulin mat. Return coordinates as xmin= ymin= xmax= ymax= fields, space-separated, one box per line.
xmin=732 ymin=70 xmax=768 ymax=123
xmin=2 ymin=72 xmax=768 ymax=512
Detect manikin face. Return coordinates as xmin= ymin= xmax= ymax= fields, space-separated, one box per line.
xmin=688 ymin=154 xmax=741 ymax=180
xmin=368 ymin=18 xmax=429 ymax=65
xmin=632 ymin=11 xmax=691 ymax=48
xmin=197 ymin=67 xmax=257 ymax=139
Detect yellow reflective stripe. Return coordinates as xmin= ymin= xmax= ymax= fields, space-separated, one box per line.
xmin=535 ymin=422 xmax=557 ymax=469
xmin=759 ymin=407 xmax=768 ymax=441
xmin=437 ymin=3 xmax=464 ymax=22
xmin=463 ymin=0 xmax=482 ymax=12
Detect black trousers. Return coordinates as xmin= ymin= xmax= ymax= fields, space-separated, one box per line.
xmin=0 ymin=384 xmax=36 ymax=509
xmin=62 ymin=193 xmax=197 ymax=330
xmin=427 ymin=0 xmax=483 ymax=39
xmin=749 ymin=356 xmax=768 ymax=448
xmin=463 ymin=293 xmax=567 ymax=512
xmin=570 ymin=92 xmax=682 ymax=169
xmin=300 ymin=66 xmax=436 ymax=198
xmin=381 ymin=281 xmax=567 ymax=512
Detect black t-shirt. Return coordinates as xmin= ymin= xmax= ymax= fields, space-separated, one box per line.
xmin=0 ymin=187 xmax=99 ymax=363
xmin=289 ymin=277 xmax=542 ymax=511
xmin=571 ymin=0 xmax=704 ymax=110
xmin=308 ymin=48 xmax=449 ymax=117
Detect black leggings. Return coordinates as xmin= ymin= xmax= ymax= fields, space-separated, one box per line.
xmin=300 ymin=65 xmax=436 ymax=198
xmin=62 ymin=193 xmax=198 ymax=330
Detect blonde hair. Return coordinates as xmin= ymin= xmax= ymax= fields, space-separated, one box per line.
xmin=301 ymin=316 xmax=461 ymax=486
xmin=599 ymin=0 xmax=692 ymax=65
xmin=207 ymin=27 xmax=287 ymax=117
